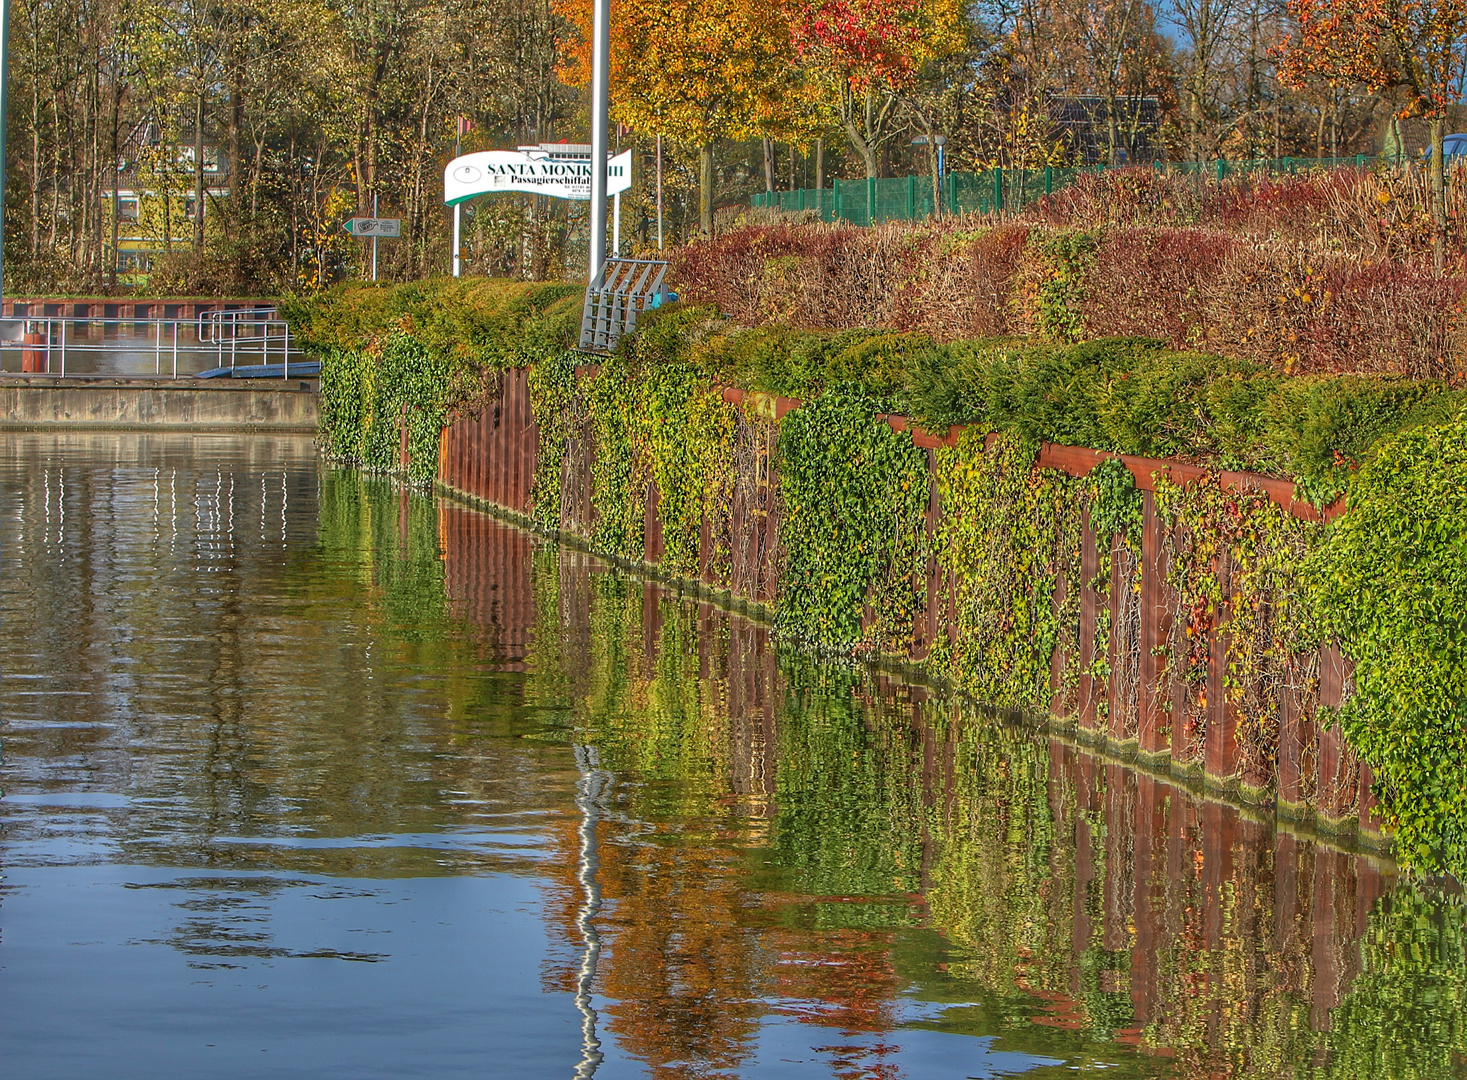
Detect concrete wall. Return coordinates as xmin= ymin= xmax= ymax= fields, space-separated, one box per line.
xmin=0 ymin=378 xmax=318 ymax=431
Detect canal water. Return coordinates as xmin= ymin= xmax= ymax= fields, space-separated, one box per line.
xmin=0 ymin=433 xmax=1462 ymax=1079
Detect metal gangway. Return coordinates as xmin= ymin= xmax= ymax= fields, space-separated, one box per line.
xmin=578 ymin=259 xmax=671 ymax=354
xmin=0 ymin=307 xmax=316 ymax=379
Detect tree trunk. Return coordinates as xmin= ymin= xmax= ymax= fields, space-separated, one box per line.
xmin=762 ymin=137 xmax=775 ymax=193
xmin=699 ymin=143 xmax=715 ymax=239
xmin=815 ymin=138 xmax=824 ymax=191
xmin=846 ymin=120 xmax=878 ymax=178
xmin=194 ymin=90 xmax=207 ymax=250
xmin=1431 ymin=116 xmax=1446 ymax=272
xmin=228 ymin=79 xmax=243 ymax=226
xmin=29 ymin=39 xmax=40 ymax=258
xmin=109 ymin=83 xmax=121 ymax=288
xmin=845 ymin=89 xmax=880 ymax=178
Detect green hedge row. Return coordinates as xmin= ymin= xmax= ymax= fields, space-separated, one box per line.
xmin=281 ymin=277 xmax=581 ymax=367
xmin=646 ymin=305 xmax=1467 ymax=506
xmin=287 ymin=281 xmax=1464 ymax=508
xmin=283 ymin=278 xmax=581 ymax=480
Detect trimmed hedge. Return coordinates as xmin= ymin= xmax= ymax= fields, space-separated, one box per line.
xmin=283 ymin=278 xmax=582 ymax=479
xmin=281 ymin=277 xmax=582 ymax=368
xmin=671 ymin=220 xmax=1467 ymax=382
xmin=287 ymin=280 xmax=1464 ymax=506
xmin=643 ymin=305 xmax=1467 ymax=505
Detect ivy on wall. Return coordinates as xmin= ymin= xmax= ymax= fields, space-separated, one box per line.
xmin=638 ymin=364 xmax=738 ymax=578
xmin=318 ymin=333 xmax=477 ymax=483
xmin=1156 ymin=475 xmax=1320 ymax=776
xmin=1304 ymin=409 xmax=1467 ymax=876
xmin=1083 ymin=457 xmax=1142 ymax=726
xmin=526 ymin=351 xmax=578 ymax=532
xmin=302 ymin=281 xmax=1467 ymax=875
xmin=929 ymin=430 xmax=1084 ymax=708
xmin=585 ymin=357 xmax=645 ymax=560
xmin=290 ymin=279 xmax=581 ymax=483
xmin=574 ymin=354 xmax=739 ymax=576
xmin=776 ymin=387 xmax=928 ymax=652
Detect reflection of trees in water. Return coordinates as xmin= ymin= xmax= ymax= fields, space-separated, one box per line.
xmin=485 ymin=490 xmax=1467 ymax=1080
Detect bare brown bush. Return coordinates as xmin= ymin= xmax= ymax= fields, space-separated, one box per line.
xmin=670 ymin=182 xmax=1467 ymax=380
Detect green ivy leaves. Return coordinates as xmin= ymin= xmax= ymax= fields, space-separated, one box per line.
xmin=318 ymin=333 xmax=472 ymax=483
xmin=930 ymin=430 xmax=1084 ymax=707
xmin=777 ymin=387 xmax=929 ymax=652
xmin=1305 ymin=409 xmax=1467 ymax=877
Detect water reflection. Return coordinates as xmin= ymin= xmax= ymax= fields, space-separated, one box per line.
xmin=0 ymin=434 xmax=1463 ymax=1079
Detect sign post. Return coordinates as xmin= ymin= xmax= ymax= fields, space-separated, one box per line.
xmin=342 ymin=217 xmax=402 ymax=237
xmin=343 ymin=215 xmax=402 ymax=282
xmin=453 ymin=206 xmax=462 ymax=278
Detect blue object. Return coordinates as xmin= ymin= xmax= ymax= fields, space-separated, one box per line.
xmin=1423 ymin=134 xmax=1467 ymax=159
xmin=197 ymin=362 xmax=320 ymax=379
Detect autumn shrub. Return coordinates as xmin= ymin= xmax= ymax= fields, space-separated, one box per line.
xmin=672 ymin=221 xmax=1032 ymax=339
xmin=672 ymin=218 xmax=1467 ymax=381
xmin=1020 ymin=165 xmax=1467 ymax=258
xmin=1079 ymin=228 xmax=1237 ymax=347
xmin=1200 ymin=248 xmax=1467 ymax=379
xmin=146 ymin=233 xmax=290 ymax=297
xmin=911 ymin=225 xmax=1030 ymax=338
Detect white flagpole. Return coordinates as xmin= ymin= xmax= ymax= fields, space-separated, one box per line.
xmin=588 ymin=0 xmax=610 ymax=286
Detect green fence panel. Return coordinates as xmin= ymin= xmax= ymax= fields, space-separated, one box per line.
xmin=751 ymin=154 xmax=1379 ymax=224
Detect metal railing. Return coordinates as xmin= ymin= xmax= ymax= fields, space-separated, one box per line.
xmin=752 ymin=155 xmax=1377 ymax=225
xmin=198 ymin=308 xmax=301 ymax=376
xmin=0 ymin=308 xmax=308 ymax=379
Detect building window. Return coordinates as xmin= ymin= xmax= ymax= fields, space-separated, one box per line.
xmin=118 ymin=199 xmax=139 ymax=222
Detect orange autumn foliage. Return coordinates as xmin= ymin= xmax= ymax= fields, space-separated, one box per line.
xmin=553 ymin=0 xmax=796 ymax=146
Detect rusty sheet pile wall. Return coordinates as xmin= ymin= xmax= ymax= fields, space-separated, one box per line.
xmin=439 ymin=366 xmax=1376 ymax=843
xmin=436 ymin=507 xmax=1395 ymax=1063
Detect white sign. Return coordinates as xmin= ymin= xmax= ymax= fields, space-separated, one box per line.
xmin=444 ymin=150 xmax=632 ymax=205
xmin=344 ymin=217 xmax=402 ymax=237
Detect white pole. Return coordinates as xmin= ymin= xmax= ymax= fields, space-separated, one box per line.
xmin=613 ymin=192 xmax=620 ymax=257
xmin=371 ymin=193 xmax=379 ymax=282
xmin=588 ymin=0 xmax=610 ymax=285
xmin=453 ymin=204 xmax=461 ymax=277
